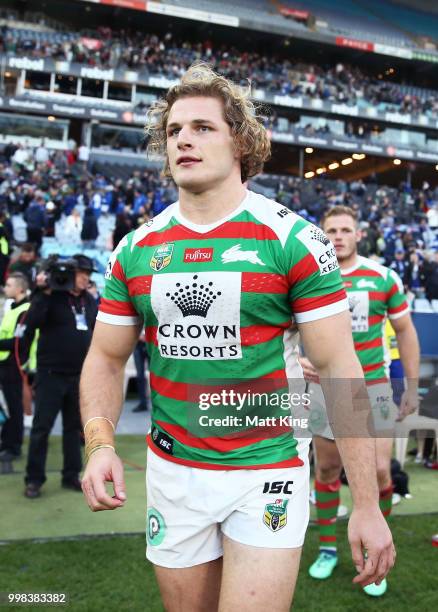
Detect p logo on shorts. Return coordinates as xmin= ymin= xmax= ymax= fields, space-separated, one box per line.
xmin=263 ymin=499 xmax=288 ymax=532
xmin=147 ymin=508 xmax=166 ymax=546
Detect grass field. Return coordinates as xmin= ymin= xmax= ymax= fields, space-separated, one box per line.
xmin=1 ymin=435 xmax=437 ymax=610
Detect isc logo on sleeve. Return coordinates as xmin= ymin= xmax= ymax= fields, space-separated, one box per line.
xmin=296 ymin=225 xmax=339 ymax=275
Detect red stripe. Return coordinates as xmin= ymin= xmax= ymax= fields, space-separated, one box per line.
xmin=369 ymin=291 xmax=386 ymax=301
xmin=343 ymin=269 xmax=381 ymax=277
xmin=363 ymin=361 xmax=385 ymax=373
xmin=150 ymin=373 xmax=188 ymax=401
xmin=112 ymin=260 xmax=126 ymax=282
xmin=99 ymin=298 xmax=137 ymax=316
xmin=127 ymin=275 xmax=152 ymax=295
xmin=288 ymin=252 xmax=319 ymax=284
xmin=315 ymin=479 xmax=341 ymax=493
xmin=137 ymin=222 xmax=278 ymax=247
xmin=241 ymin=272 xmax=288 ymax=294
xmin=317 ymin=518 xmax=336 ymax=526
xmin=387 ymin=284 xmax=399 ymax=299
xmin=382 ymin=509 xmax=391 ymax=517
xmin=366 ymin=377 xmax=389 ymax=386
xmin=388 ymin=302 xmax=409 ymax=315
xmin=355 ymin=337 xmax=382 ymax=351
xmin=150 ymin=371 xmax=289 ymax=402
xmin=147 ymin=436 xmax=303 ymax=470
xmin=368 ymin=314 xmax=384 ymax=326
xmin=320 ymin=535 xmax=337 ymax=543
xmin=155 ymin=421 xmax=293 ymax=452
xmin=379 ymin=484 xmax=393 ymax=498
xmin=241 ymin=324 xmax=287 ymax=346
xmin=145 ymin=326 xmax=158 ymax=345
xmin=316 ymin=499 xmax=340 ymax=509
xmin=292 ymin=288 xmax=347 ymax=313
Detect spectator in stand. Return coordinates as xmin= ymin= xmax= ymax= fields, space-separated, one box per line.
xmin=23 ymin=195 xmax=47 ymax=253
xmin=423 ymin=251 xmax=438 ymax=301
xmin=35 ymin=140 xmax=50 ymax=167
xmin=390 ymin=249 xmax=409 ymax=285
xmin=64 ymin=208 xmax=83 ymax=245
xmin=8 ymin=243 xmax=39 ymax=289
xmin=112 ymin=213 xmax=132 ymax=249
xmin=0 ymin=210 xmax=11 ymax=286
xmin=406 ymin=252 xmax=425 ymax=293
xmin=78 ymin=142 xmax=90 ymax=171
xmin=81 ymin=207 xmax=99 ymax=249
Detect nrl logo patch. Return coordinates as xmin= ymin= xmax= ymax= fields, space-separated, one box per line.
xmin=150 ymin=243 xmax=174 ymax=272
xmin=263 ymin=498 xmax=289 ymax=532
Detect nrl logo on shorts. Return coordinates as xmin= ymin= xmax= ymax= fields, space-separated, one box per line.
xmin=263 ymin=498 xmax=289 ymax=532
xmin=150 ymin=243 xmax=174 ymax=272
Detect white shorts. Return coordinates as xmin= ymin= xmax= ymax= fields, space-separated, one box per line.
xmin=145 ymin=449 xmax=310 ymax=568
xmin=307 ymin=382 xmax=398 ymax=440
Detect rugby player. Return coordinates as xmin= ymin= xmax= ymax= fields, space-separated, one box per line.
xmin=306 ymin=206 xmax=419 ymax=597
xmin=80 ymin=65 xmax=395 ymax=611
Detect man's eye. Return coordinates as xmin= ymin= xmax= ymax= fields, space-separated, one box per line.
xmin=197 ymin=126 xmax=210 ymax=132
xmin=168 ymin=128 xmax=180 ymax=137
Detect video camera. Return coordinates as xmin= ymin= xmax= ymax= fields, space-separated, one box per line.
xmin=42 ymin=254 xmax=96 ymax=292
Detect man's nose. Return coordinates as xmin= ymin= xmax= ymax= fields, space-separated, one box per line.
xmin=177 ymin=126 xmax=193 ymax=149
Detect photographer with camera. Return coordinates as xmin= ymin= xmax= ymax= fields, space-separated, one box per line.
xmin=23 ymin=254 xmax=98 ymax=498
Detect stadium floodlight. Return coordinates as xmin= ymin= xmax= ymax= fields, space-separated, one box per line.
xmin=305 ymin=147 xmax=314 ymax=154
xmin=304 ymin=171 xmax=315 ymax=178
xmin=352 ymin=153 xmax=366 ymax=160
xmin=341 ymin=158 xmax=353 ymax=165
xmin=393 ymin=159 xmax=402 ymax=165
xmin=316 ymin=167 xmax=326 ymax=175
xmin=435 ymin=165 xmax=438 ymax=171
xmin=328 ymin=162 xmax=339 ymax=170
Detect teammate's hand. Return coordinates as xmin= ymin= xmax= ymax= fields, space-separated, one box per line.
xmin=396 ymin=388 xmax=419 ymax=421
xmin=348 ymin=506 xmax=395 ymax=587
xmin=81 ymin=448 xmax=127 ymax=512
xmin=298 ymin=356 xmax=320 ymax=384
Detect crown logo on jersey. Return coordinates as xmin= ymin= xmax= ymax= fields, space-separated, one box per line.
xmin=166 ymin=275 xmax=221 ymax=318
xmin=310 ymin=227 xmax=330 ymax=246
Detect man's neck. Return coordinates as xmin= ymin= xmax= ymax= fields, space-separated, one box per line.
xmin=13 ymin=294 xmax=27 ymax=305
xmin=178 ymin=176 xmax=246 ymax=225
xmin=339 ymin=253 xmax=360 ymax=272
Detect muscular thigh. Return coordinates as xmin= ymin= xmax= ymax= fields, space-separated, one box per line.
xmin=219 ymin=537 xmax=302 ymax=612
xmin=154 ymin=559 xmax=222 ymax=612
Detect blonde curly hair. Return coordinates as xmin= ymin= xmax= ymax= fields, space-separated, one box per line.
xmin=145 ymin=62 xmax=271 ymax=183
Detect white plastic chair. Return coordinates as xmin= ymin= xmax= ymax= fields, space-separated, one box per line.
xmin=395 ymin=411 xmax=438 ymax=468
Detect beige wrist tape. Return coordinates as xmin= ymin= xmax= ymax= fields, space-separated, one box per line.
xmin=84 ymin=417 xmax=115 ymax=460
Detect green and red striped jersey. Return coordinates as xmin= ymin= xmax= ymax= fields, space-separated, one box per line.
xmin=98 ymin=190 xmax=348 ymax=469
xmin=341 ymin=256 xmax=410 ymax=383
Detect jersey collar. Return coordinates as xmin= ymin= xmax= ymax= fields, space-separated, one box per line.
xmin=173 ymin=190 xmax=250 ymax=234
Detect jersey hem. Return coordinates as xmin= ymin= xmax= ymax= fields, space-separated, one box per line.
xmin=146 ymin=435 xmax=303 ymax=470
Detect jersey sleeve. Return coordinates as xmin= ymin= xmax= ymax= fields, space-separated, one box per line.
xmin=386 ymin=269 xmax=410 ymax=320
xmin=97 ymin=234 xmax=141 ymax=326
xmin=286 ymin=220 xmax=348 ymax=323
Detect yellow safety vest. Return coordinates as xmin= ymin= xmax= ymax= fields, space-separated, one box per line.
xmin=385 ymin=319 xmax=400 ymax=361
xmin=0 ymin=301 xmax=30 ymax=362
xmin=0 ymin=223 xmax=9 ymax=256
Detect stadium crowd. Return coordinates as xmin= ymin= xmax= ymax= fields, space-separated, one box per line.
xmin=1 ymin=142 xmax=438 ymax=300
xmin=1 ymin=25 xmax=437 ymax=118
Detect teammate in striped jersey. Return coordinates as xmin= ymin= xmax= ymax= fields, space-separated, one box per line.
xmin=80 ymin=65 xmax=395 ymax=611
xmin=306 ymin=205 xmax=419 ymax=597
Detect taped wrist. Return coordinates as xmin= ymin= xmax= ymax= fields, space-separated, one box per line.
xmin=84 ymin=417 xmax=115 ymax=461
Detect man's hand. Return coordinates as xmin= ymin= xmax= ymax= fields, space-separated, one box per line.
xmin=397 ymin=388 xmax=419 ymax=421
xmin=298 ymin=356 xmax=320 ymax=384
xmin=81 ymin=448 xmax=127 ymax=512
xmin=348 ymin=506 xmax=396 ymax=587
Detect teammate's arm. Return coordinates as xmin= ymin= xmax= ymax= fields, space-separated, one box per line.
xmin=299 ymin=310 xmax=395 ymax=587
xmin=80 ymin=320 xmax=141 ymax=511
xmin=390 ymin=313 xmax=420 ymax=420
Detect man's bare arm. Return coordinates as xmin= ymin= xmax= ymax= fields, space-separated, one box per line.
xmin=299 ymin=311 xmax=394 ymax=586
xmin=80 ymin=321 xmax=140 ymax=426
xmin=80 ymin=321 xmax=140 ymax=512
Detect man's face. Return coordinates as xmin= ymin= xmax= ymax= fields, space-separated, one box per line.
xmin=75 ymin=270 xmax=91 ymax=292
xmin=323 ymin=214 xmax=361 ymax=262
xmin=166 ymin=96 xmax=239 ymax=193
xmin=4 ymin=278 xmax=20 ymax=300
xmin=21 ymin=251 xmax=35 ymax=264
